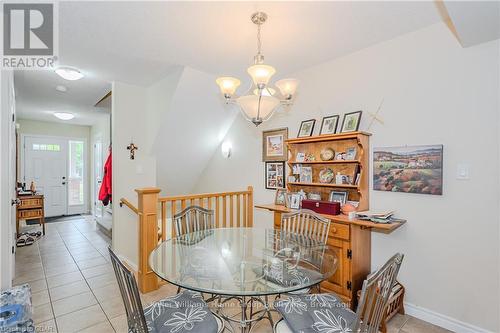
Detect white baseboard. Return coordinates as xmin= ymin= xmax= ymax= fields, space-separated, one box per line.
xmin=404 ymin=302 xmax=493 ymax=333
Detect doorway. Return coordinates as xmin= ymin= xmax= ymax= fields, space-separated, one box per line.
xmin=22 ymin=135 xmax=87 ymax=217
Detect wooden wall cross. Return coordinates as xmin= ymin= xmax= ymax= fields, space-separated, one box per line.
xmin=127 ymin=143 xmax=138 ymax=160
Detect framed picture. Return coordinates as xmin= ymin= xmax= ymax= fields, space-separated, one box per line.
xmin=340 ymin=111 xmax=362 ymax=133
xmin=329 ymin=191 xmax=348 ymax=204
xmin=265 ymin=161 xmax=285 ymax=190
xmin=287 ymin=193 xmax=302 ymax=209
xmin=373 ymin=145 xmax=443 ymax=195
xmin=320 ymin=115 xmax=339 ymax=135
xmin=274 ymin=188 xmax=288 ymax=206
xmin=299 ymin=166 xmax=313 ymax=183
xmin=345 ymin=147 xmax=357 ymax=160
xmin=262 ymin=128 xmax=288 ymax=161
xmin=297 ymin=119 xmax=316 ymax=137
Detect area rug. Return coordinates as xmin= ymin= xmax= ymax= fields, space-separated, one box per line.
xmin=26 ymin=214 xmax=86 ymax=225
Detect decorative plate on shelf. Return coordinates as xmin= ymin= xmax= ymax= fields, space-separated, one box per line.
xmin=320 ymin=148 xmax=335 ymax=161
xmin=319 ymin=168 xmax=335 ymax=183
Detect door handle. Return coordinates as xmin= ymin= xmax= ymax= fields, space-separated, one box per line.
xmin=11 ymin=198 xmax=20 ymax=206
xmin=62 ymin=182 xmax=66 ymax=185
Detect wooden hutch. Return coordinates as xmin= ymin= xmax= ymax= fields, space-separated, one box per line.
xmin=256 ymin=131 xmax=404 ymax=307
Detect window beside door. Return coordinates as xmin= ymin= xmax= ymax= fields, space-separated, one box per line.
xmin=69 ymin=140 xmax=84 ymax=206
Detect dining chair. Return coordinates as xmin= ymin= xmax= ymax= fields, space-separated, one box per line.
xmin=173 ymin=206 xmax=216 ymax=295
xmin=108 ymin=247 xmax=224 ymax=333
xmin=274 ymin=253 xmax=405 ymax=333
xmin=280 ymin=209 xmax=331 ymax=294
xmin=174 ymin=205 xmax=215 ymax=237
xmin=281 ymin=209 xmax=331 ymax=245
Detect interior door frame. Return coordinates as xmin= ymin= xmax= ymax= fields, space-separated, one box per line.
xmin=92 ymin=134 xmax=103 ymax=218
xmin=20 ymin=134 xmax=89 ymax=216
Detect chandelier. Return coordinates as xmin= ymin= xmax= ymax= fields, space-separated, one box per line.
xmin=216 ymin=12 xmax=299 ymax=126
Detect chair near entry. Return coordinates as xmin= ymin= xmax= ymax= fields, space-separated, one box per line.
xmin=108 ymin=247 xmax=224 ymax=333
xmin=274 ymin=253 xmax=405 ymax=333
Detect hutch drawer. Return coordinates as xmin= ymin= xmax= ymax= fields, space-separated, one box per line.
xmin=329 ymin=222 xmax=350 ymax=240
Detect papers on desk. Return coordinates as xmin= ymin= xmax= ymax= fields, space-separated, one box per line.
xmin=356 ymin=210 xmax=405 ymax=224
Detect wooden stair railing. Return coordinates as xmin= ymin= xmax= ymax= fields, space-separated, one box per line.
xmin=158 ymin=186 xmax=254 ymax=240
xmin=119 ymin=186 xmax=254 ymax=293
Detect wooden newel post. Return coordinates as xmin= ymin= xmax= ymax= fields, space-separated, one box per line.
xmin=135 ymin=187 xmax=161 ymax=293
xmin=247 ymin=186 xmax=253 ymax=227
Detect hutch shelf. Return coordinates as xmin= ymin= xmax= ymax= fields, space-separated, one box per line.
xmin=256 ymin=131 xmax=405 ymax=308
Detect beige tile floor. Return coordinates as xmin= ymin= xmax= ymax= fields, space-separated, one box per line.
xmin=14 ymin=215 xmax=452 ymax=333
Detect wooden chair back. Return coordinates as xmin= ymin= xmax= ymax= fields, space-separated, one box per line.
xmin=280 ymin=209 xmax=331 ymax=244
xmin=174 ymin=206 xmax=215 ymax=236
xmin=108 ymin=247 xmax=148 ymax=333
xmin=354 ymin=253 xmax=405 ymax=333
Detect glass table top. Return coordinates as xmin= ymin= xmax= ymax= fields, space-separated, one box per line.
xmin=149 ymin=228 xmax=338 ymax=296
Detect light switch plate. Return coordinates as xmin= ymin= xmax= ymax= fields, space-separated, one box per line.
xmin=456 ymin=163 xmax=470 ymax=180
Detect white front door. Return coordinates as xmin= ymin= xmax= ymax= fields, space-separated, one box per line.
xmin=24 ymin=136 xmax=68 ymax=217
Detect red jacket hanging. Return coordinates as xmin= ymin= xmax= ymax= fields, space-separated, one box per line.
xmin=99 ymin=151 xmax=112 ymax=206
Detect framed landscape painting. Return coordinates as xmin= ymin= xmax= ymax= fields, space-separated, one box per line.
xmin=262 ymin=128 xmax=288 ymax=161
xmin=373 ymin=145 xmax=443 ymax=195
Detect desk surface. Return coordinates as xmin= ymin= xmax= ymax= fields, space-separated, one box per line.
xmin=255 ymin=203 xmax=406 ymax=233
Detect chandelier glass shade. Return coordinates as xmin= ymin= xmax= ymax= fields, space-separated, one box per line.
xmin=216 ymin=12 xmax=299 ymax=126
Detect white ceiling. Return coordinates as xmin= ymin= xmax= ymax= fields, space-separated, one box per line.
xmin=15 ymin=70 xmax=110 ymax=126
xmin=17 ymin=1 xmax=447 ymax=125
xmin=443 ymin=1 xmax=500 ymax=47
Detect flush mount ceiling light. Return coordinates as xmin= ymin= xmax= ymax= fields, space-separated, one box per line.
xmin=216 ymin=12 xmax=299 ymax=126
xmin=55 ymin=67 xmax=84 ymax=81
xmin=53 ymin=112 xmax=75 ymax=120
xmin=55 ymin=85 xmax=67 ymax=92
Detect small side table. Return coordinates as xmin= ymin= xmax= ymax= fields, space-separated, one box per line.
xmin=16 ymin=194 xmax=45 ymax=235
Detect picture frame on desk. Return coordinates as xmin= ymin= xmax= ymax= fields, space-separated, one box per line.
xmin=274 ymin=188 xmax=288 ymax=206
xmin=287 ymin=192 xmax=302 ymax=209
xmin=329 ymin=190 xmax=348 ymax=205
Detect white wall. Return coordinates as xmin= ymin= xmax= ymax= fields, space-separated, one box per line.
xmin=0 ymin=70 xmax=16 ymax=289
xmin=153 ymin=67 xmax=238 ymax=195
xmin=17 ymin=119 xmax=92 ymax=213
xmin=194 ymin=23 xmax=500 ymax=332
xmin=17 ymin=118 xmax=91 ymax=139
xmin=112 ymin=82 xmax=158 ymax=266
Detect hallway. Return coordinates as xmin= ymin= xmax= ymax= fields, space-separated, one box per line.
xmin=12 ymin=216 xmax=166 ymax=332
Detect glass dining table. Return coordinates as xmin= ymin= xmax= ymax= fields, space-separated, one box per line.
xmin=149 ymin=228 xmax=338 ymax=332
